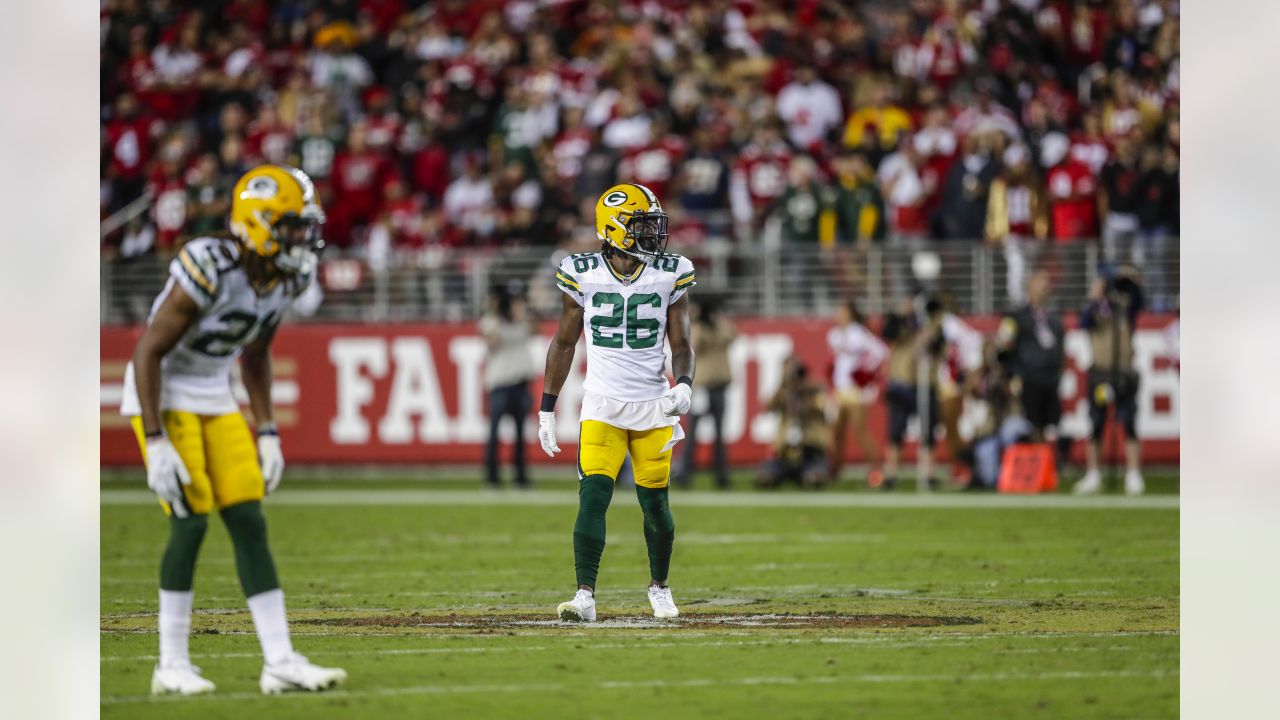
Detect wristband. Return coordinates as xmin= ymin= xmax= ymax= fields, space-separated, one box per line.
xmin=257 ymin=423 xmax=279 ymax=437
xmin=676 ymin=376 xmax=693 ymax=388
xmin=540 ymin=392 xmax=558 ymax=413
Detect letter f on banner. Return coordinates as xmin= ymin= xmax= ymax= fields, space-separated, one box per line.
xmin=329 ymin=338 xmax=388 ymax=444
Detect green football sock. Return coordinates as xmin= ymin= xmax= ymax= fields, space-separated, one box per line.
xmin=573 ymin=475 xmax=615 ymax=588
xmin=635 ymin=485 xmax=676 ymax=584
xmin=220 ymin=501 xmax=280 ymax=597
xmin=159 ymin=513 xmax=209 ymax=592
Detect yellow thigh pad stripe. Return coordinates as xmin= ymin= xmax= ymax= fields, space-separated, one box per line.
xmin=131 ymin=411 xmax=265 ymax=516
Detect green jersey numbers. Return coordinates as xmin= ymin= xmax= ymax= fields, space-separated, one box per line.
xmin=589 ymin=293 xmax=625 ymax=348
xmin=626 ymin=294 xmax=662 ymax=349
xmin=572 ymin=253 xmax=601 ymax=274
xmin=652 ymin=255 xmax=680 ymax=273
xmin=190 ymin=310 xmax=277 ymax=357
xmin=590 ymin=292 xmax=662 ymax=349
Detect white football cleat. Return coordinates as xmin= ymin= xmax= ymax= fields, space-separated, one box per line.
xmin=1124 ymin=470 xmax=1146 ymax=496
xmin=557 ymin=588 xmax=596 ymax=622
xmin=151 ymin=660 xmax=216 ymax=696
xmin=648 ymin=585 xmax=679 ymax=619
xmin=260 ymin=652 xmax=347 ymax=694
xmin=1072 ymin=470 xmax=1102 ymax=495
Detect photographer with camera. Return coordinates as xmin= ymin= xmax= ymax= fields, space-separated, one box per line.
xmin=757 ymin=358 xmax=831 ymax=489
xmin=1073 ymin=267 xmax=1146 ymax=496
xmin=880 ymin=295 xmax=946 ymax=491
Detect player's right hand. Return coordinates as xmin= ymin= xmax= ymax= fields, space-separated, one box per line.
xmin=146 ymin=436 xmax=192 ymax=518
xmin=538 ymin=411 xmax=561 ymax=457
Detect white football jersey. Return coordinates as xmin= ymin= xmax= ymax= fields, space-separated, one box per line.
xmin=556 ymin=251 xmax=696 ymax=404
xmin=120 ymin=236 xmax=310 ymax=417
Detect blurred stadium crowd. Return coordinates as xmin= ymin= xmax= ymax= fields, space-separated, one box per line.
xmin=101 ymin=0 xmax=1180 ymax=263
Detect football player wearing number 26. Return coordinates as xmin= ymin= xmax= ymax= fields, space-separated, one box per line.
xmin=542 ymin=184 xmax=696 ymax=622
xmin=120 ymin=165 xmax=346 ymax=696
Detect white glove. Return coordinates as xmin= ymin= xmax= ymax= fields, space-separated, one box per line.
xmin=145 ymin=436 xmax=192 ymax=518
xmin=258 ymin=433 xmax=285 ymax=494
xmin=660 ymin=382 xmax=693 ymax=416
xmin=538 ymin=411 xmax=561 ymax=457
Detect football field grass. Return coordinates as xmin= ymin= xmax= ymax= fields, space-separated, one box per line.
xmin=101 ymin=474 xmax=1179 ymax=719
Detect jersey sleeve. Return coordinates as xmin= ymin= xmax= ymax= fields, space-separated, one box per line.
xmin=554 ymin=256 xmax=585 ymax=306
xmin=669 ymin=255 xmax=696 ymax=303
xmin=169 ymin=240 xmax=222 ymax=309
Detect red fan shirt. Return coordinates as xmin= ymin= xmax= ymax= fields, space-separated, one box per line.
xmin=104 ymin=117 xmax=159 ymax=180
xmin=148 ymin=175 xmax=188 ymax=249
xmin=732 ymin=143 xmax=792 ymax=212
xmin=331 ymin=150 xmax=390 ymax=229
xmin=411 ymin=144 xmax=451 ymax=203
xmin=618 ymin=136 xmax=686 ymax=200
xmin=1046 ymin=159 xmax=1098 ymax=241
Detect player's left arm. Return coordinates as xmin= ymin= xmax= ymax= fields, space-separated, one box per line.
xmin=241 ymin=320 xmax=286 ymax=491
xmin=667 ymin=293 xmax=695 ymax=385
xmin=661 ymin=294 xmax=696 ymax=416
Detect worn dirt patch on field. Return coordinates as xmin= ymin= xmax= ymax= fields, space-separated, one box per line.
xmin=292 ymin=611 xmax=982 ymax=630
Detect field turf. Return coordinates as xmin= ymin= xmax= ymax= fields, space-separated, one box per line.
xmin=101 ymin=473 xmax=1179 ymax=719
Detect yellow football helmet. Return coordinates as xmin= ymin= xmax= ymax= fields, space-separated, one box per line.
xmin=229 ymin=165 xmax=326 ymax=274
xmin=594 ymin=183 xmax=669 ymax=261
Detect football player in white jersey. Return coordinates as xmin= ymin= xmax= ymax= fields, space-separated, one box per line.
xmin=539 ymin=183 xmax=696 ymax=622
xmin=120 ymin=165 xmax=346 ymax=696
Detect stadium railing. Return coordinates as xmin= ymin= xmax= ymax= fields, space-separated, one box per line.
xmin=100 ymin=238 xmax=1179 ymax=325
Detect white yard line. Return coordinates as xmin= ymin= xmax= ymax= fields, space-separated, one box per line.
xmin=102 ymin=627 xmax=1179 ymax=641
xmin=102 ymin=668 xmax=1179 ymax=705
xmin=102 ymin=635 xmax=1153 ymax=662
xmin=99 ymin=581 xmax=1123 ymax=607
xmin=100 ymin=488 xmax=1179 ymax=510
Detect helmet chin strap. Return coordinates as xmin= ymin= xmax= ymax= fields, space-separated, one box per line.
xmin=610 ymin=237 xmax=657 ymax=266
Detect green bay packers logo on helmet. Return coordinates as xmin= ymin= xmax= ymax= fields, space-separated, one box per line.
xmin=594 ymin=183 xmax=669 ymax=261
xmin=229 ymin=165 xmax=327 ymax=275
